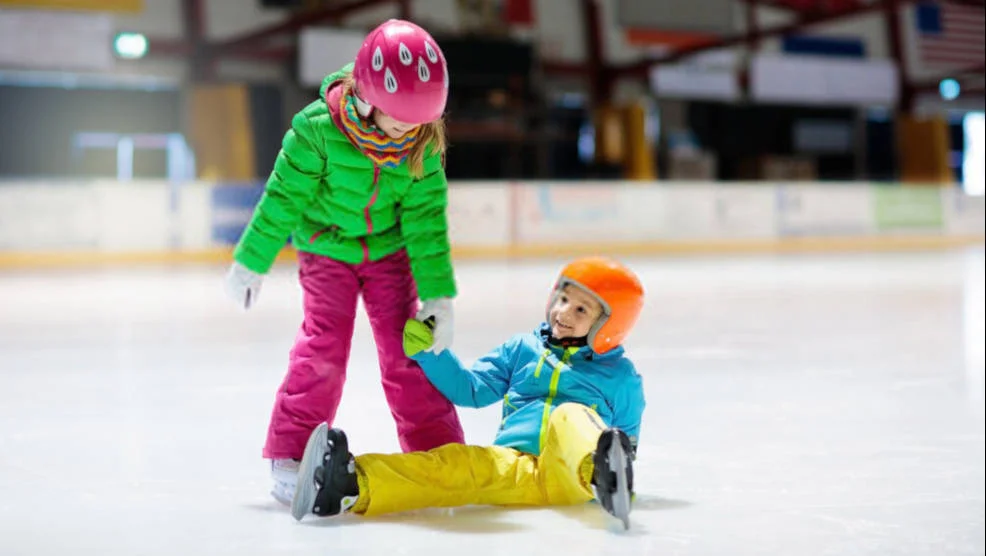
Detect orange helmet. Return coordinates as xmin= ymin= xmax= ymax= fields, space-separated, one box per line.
xmin=547 ymin=256 xmax=645 ymax=354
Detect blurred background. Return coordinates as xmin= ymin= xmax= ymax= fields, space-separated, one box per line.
xmin=0 ymin=0 xmax=982 ymax=261
xmin=0 ymin=3 xmax=984 ymax=555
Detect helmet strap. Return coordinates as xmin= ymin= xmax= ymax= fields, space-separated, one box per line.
xmin=547 ymin=334 xmax=588 ymax=349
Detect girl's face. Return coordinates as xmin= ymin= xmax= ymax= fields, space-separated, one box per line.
xmin=373 ymin=110 xmax=420 ymax=139
xmin=548 ymin=285 xmax=603 ymax=339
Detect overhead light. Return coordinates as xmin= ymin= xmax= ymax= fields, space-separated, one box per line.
xmin=114 ymin=32 xmax=148 ymax=60
xmin=939 ymin=78 xmax=961 ymax=101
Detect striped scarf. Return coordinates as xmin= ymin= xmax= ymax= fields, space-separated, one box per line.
xmin=338 ymin=92 xmax=419 ymax=168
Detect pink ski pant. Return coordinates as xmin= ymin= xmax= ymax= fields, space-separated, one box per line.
xmin=262 ymin=250 xmax=464 ymax=459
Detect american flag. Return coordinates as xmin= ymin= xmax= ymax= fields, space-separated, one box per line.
xmin=914 ymin=2 xmax=985 ymax=71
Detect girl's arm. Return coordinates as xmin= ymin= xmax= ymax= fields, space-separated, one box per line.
xmin=398 ymin=150 xmax=456 ymax=300
xmin=233 ymin=109 xmax=326 ymax=274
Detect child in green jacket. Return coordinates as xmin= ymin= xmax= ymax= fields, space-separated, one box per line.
xmin=223 ymin=19 xmax=464 ymax=505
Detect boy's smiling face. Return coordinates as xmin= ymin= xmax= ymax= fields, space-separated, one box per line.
xmin=549 ymin=284 xmax=604 ymax=339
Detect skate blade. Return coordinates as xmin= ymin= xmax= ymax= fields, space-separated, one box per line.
xmin=607 ymin=437 xmax=631 ymax=530
xmin=290 ymin=423 xmax=329 ymax=521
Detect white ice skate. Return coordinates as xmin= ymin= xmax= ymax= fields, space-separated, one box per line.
xmin=270 ymin=458 xmax=299 ymax=505
xmin=290 ymin=423 xmax=329 ymax=521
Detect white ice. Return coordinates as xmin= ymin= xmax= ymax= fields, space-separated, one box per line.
xmin=1 ymin=248 xmax=984 ymax=556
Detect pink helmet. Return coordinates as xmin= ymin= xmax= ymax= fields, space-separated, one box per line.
xmin=353 ymin=19 xmax=449 ymax=125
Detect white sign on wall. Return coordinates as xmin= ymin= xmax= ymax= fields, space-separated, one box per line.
xmin=297 ymin=27 xmax=366 ymax=88
xmin=777 ymin=184 xmax=874 ymax=236
xmin=447 ymin=182 xmax=511 ymax=247
xmin=0 ymin=9 xmax=113 ymax=71
xmin=631 ymin=185 xmax=777 ymax=239
xmin=752 ymin=54 xmax=899 ymax=106
xmin=650 ymin=65 xmax=740 ymax=102
xmin=513 ymin=183 xmax=643 ymax=243
xmin=0 ymin=183 xmax=100 ymax=250
xmin=942 ymin=188 xmax=986 ymax=236
xmin=712 ymin=186 xmax=778 ymax=238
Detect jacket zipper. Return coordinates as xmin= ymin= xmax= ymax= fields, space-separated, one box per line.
xmin=359 ymin=165 xmax=381 ymax=262
xmin=310 ymin=226 xmax=334 ymax=243
xmin=538 ymin=348 xmax=574 ymax=452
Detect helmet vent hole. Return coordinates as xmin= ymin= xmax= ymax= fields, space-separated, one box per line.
xmin=384 ymin=68 xmax=398 ymax=93
xmin=372 ymin=46 xmax=384 ymax=71
xmin=398 ymin=43 xmax=413 ymax=65
xmin=424 ymin=41 xmax=438 ymax=63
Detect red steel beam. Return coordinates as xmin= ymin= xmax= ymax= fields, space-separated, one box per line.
xmin=147 ymin=39 xmax=194 ymax=58
xmin=582 ymin=0 xmax=608 ymax=104
xmin=882 ymin=0 xmax=913 ymax=111
xmin=220 ymin=44 xmax=297 ymax=62
xmin=543 ymin=1 xmax=611 ymax=99
xmin=210 ymin=0 xmax=395 ymax=55
xmin=910 ymin=83 xmax=985 ymax=96
xmin=147 ymin=39 xmax=294 ymax=61
xmin=182 ymin=0 xmax=211 ymax=80
xmin=612 ymin=0 xmax=916 ymax=78
xmin=746 ymin=0 xmax=761 ymax=51
xmin=940 ymin=0 xmax=985 ymax=7
xmin=910 ymin=61 xmax=986 ymax=92
xmin=954 ymin=61 xmax=986 ymax=76
xmin=733 ymin=0 xmax=820 ymax=12
xmin=183 ymin=0 xmax=205 ymax=42
xmin=540 ymin=61 xmax=589 ymax=77
xmin=148 ymin=0 xmax=398 ymax=63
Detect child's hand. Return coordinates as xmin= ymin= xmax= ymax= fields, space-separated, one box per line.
xmin=224 ymin=261 xmax=264 ymax=310
xmin=402 ymin=319 xmax=435 ymax=357
xmin=415 ymin=297 xmax=454 ymax=353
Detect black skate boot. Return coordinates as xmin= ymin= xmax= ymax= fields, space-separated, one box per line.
xmin=290 ymin=424 xmax=359 ymax=521
xmin=591 ymin=428 xmax=634 ymax=529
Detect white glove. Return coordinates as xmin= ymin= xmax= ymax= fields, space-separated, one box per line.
xmin=416 ymin=297 xmax=454 ymax=354
xmin=224 ymin=261 xmax=264 ymax=310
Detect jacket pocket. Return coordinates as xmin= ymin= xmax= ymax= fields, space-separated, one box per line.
xmin=309 ymin=224 xmax=341 ymax=244
xmin=500 ymin=394 xmax=520 ymax=426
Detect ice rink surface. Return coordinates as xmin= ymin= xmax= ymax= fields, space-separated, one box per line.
xmin=1 ymin=248 xmax=983 ymax=556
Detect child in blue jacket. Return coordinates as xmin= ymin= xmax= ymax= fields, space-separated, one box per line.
xmin=290 ymin=256 xmax=646 ymax=528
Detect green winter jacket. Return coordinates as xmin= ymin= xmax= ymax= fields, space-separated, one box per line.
xmin=232 ymin=64 xmax=456 ymax=300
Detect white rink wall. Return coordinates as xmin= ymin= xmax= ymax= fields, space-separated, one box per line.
xmin=0 ymin=180 xmax=983 ymax=265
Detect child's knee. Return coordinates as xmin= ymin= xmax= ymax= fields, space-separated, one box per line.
xmin=553 ymin=402 xmax=587 ymax=416
xmin=550 ymin=403 xmax=602 ymax=428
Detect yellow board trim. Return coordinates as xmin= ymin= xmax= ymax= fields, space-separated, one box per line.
xmin=0 ymin=235 xmax=982 ymax=269
xmin=0 ymin=0 xmax=143 ymax=12
xmin=451 ymin=234 xmax=986 ymax=259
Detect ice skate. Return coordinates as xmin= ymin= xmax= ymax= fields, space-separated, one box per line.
xmin=592 ymin=428 xmax=634 ymax=530
xmin=290 ymin=424 xmax=359 ymax=521
xmin=270 ymin=458 xmax=299 ymax=505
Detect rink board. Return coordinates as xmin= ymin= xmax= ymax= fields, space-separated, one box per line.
xmin=0 ymin=180 xmax=982 ymax=267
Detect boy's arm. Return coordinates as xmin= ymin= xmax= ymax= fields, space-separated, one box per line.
xmin=398 ymin=150 xmax=456 ymax=301
xmin=233 ymin=110 xmax=325 ymax=274
xmin=611 ymin=365 xmax=646 ymax=459
xmin=405 ymin=320 xmax=515 ymax=408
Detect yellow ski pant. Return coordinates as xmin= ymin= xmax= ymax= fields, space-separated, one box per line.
xmin=352 ymin=403 xmax=607 ymax=517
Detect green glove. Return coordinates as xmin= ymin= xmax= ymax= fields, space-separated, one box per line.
xmin=403 ymin=318 xmax=435 ymax=357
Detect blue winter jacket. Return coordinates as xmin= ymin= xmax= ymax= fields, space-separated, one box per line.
xmin=412 ymin=324 xmax=646 ymax=457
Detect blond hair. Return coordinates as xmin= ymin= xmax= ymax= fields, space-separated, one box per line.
xmin=340 ymin=75 xmax=446 ymax=178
